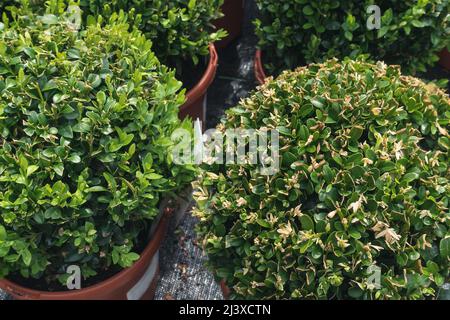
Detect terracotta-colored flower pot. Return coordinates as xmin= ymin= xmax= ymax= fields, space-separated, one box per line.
xmin=254 ymin=49 xmax=268 ymax=85
xmin=220 ymin=280 xmax=230 ymax=300
xmin=0 ymin=208 xmax=174 ymax=300
xmin=439 ymin=49 xmax=450 ymax=71
xmin=179 ymin=44 xmax=218 ymax=127
xmin=214 ymin=0 xmax=245 ymax=49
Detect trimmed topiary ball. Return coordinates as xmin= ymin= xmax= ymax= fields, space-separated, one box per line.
xmin=0 ymin=9 xmax=195 ymax=287
xmin=78 ymin=0 xmax=226 ymax=66
xmin=194 ymin=59 xmax=450 ymax=299
xmin=254 ymin=0 xmax=450 ymax=75
xmin=1 ymin=0 xmax=226 ymax=66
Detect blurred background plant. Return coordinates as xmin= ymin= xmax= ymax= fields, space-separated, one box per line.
xmin=1 ymin=0 xmax=227 ymax=68
xmin=254 ymin=0 xmax=450 ymax=75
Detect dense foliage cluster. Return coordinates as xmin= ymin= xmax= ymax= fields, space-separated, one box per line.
xmin=78 ymin=0 xmax=226 ymax=66
xmin=1 ymin=0 xmax=226 ymax=66
xmin=0 ymin=10 xmax=195 ymax=285
xmin=254 ymin=0 xmax=450 ymax=74
xmin=195 ymin=59 xmax=450 ymax=299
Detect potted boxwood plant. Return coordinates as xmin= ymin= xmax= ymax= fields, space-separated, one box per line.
xmin=1 ymin=0 xmax=226 ymax=124
xmin=194 ymin=59 xmax=450 ymax=300
xmin=254 ymin=0 xmax=450 ymax=82
xmin=75 ymin=0 xmax=227 ymax=124
xmin=0 ymin=8 xmax=196 ymax=299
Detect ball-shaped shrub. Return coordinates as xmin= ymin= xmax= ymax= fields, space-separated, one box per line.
xmin=0 ymin=10 xmax=195 ymax=287
xmin=1 ymin=1 xmax=226 ymax=66
xmin=78 ymin=0 xmax=226 ymax=66
xmin=254 ymin=0 xmax=450 ymax=75
xmin=194 ymin=59 xmax=450 ymax=300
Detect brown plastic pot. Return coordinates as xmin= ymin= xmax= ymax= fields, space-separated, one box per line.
xmin=254 ymin=49 xmax=268 ymax=85
xmin=179 ymin=44 xmax=218 ymax=126
xmin=439 ymin=49 xmax=450 ymax=71
xmin=214 ymin=0 xmax=245 ymax=49
xmin=0 ymin=208 xmax=173 ymax=300
xmin=220 ymin=280 xmax=230 ymax=300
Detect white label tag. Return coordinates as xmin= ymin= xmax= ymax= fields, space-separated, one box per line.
xmin=126 ymin=251 xmax=159 ymax=300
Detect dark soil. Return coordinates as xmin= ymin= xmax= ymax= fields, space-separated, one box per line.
xmin=6 ymin=223 xmax=152 ymax=292
xmin=173 ymin=57 xmax=208 ymax=94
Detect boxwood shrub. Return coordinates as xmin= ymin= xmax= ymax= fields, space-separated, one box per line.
xmin=0 ymin=0 xmax=50 ymax=14
xmin=77 ymin=0 xmax=226 ymax=66
xmin=194 ymin=59 xmax=450 ymax=300
xmin=1 ymin=0 xmax=226 ymax=66
xmin=254 ymin=0 xmax=450 ymax=75
xmin=0 ymin=9 xmax=195 ymax=286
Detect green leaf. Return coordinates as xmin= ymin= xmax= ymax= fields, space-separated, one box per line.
xmin=44 ymin=207 xmax=62 ymax=220
xmin=440 ymin=237 xmax=450 ymax=259
xmin=72 ymin=122 xmax=91 ymax=133
xmin=147 ymin=173 xmax=163 ymax=180
xmin=302 ymin=6 xmax=314 ymax=16
xmin=54 ymin=163 xmax=64 ymax=176
xmin=298 ymin=125 xmax=310 ymax=141
xmin=40 ymin=14 xmax=58 ymax=25
xmin=349 ymin=126 xmax=364 ymax=141
xmin=344 ymin=31 xmax=353 ymax=41
xmin=251 ymin=184 xmax=265 ymax=195
xmin=348 ymin=287 xmax=363 ymax=299
xmin=68 ymin=155 xmax=81 ymax=164
xmin=18 ymin=154 xmax=28 ymax=175
xmin=257 ymin=219 xmax=271 ymax=228
xmin=311 ymin=99 xmax=323 ymax=108
xmin=142 ymin=153 xmax=153 ymax=172
xmin=59 ymin=125 xmax=73 ymax=139
xmin=411 ymin=20 xmax=424 ymax=28
xmin=86 ymin=186 xmax=108 ymax=192
xmin=26 ymin=165 xmax=39 ymax=177
xmin=103 ymin=172 xmax=116 ymax=191
xmin=300 ymin=215 xmax=314 ymax=231
xmin=409 ymin=251 xmax=420 ymax=261
xmin=378 ymin=161 xmax=396 ymax=172
xmin=378 ymin=26 xmax=389 ymax=38
xmin=21 ymin=249 xmax=32 ymax=266
xmin=349 ymin=228 xmax=361 ymax=240
xmin=188 ymin=0 xmax=196 ymax=10
xmin=403 ymin=172 xmax=419 ymax=183
xmin=0 ymin=225 xmax=6 ymax=241
xmin=396 ymin=253 xmax=408 ymax=266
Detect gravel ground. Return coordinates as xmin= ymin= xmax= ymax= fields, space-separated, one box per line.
xmin=154 ymin=207 xmax=224 ymax=300
xmin=154 ymin=0 xmax=259 ymax=300
xmin=0 ymin=290 xmax=8 ymax=300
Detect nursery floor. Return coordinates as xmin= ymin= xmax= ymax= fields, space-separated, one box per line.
xmin=154 ymin=0 xmax=260 ymax=300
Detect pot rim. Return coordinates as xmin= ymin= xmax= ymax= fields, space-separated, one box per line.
xmin=0 ymin=208 xmax=172 ymax=299
xmin=214 ymin=0 xmax=245 ymax=49
xmin=180 ymin=43 xmax=219 ymax=113
xmin=254 ymin=49 xmax=267 ymax=85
